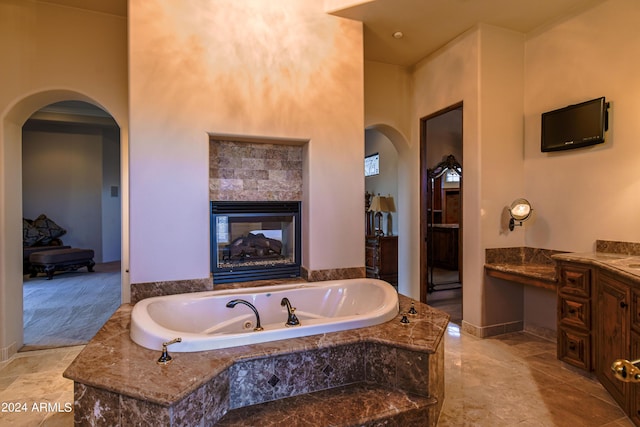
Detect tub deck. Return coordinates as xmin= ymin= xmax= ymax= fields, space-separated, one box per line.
xmin=64 ymin=295 xmax=449 ymax=426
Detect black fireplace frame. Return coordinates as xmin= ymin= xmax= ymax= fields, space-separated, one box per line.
xmin=210 ymin=201 xmax=301 ymax=284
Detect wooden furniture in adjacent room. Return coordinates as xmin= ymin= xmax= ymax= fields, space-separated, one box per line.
xmin=365 ymin=235 xmax=398 ymax=288
xmin=428 ymin=224 xmax=459 ymax=270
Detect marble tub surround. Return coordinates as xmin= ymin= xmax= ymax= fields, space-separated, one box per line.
xmin=484 ymin=247 xmax=566 ymax=290
xmin=301 ymin=266 xmax=365 ymax=282
xmin=131 ymin=268 xmax=367 ymax=301
xmin=130 ymin=277 xmax=212 ymax=304
xmin=64 ymin=295 xmax=449 ymax=426
xmin=216 ymin=382 xmax=437 ymax=426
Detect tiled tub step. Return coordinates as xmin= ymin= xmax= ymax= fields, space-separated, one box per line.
xmin=215 ymin=382 xmax=437 ymax=426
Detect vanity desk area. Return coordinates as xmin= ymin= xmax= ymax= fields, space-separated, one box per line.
xmin=485 ymin=241 xmax=640 ymax=426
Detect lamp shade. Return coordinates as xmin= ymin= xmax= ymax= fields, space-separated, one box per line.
xmin=368 ymin=195 xmax=389 ymax=212
xmin=385 ymin=195 xmax=396 ymax=213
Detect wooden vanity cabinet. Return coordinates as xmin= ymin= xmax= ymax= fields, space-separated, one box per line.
xmin=631 ymin=288 xmax=640 ymax=425
xmin=631 ymin=330 xmax=640 ymax=425
xmin=596 ymin=271 xmax=631 ymax=410
xmin=557 ymin=263 xmax=593 ymax=371
xmin=557 ymin=260 xmax=640 ymax=425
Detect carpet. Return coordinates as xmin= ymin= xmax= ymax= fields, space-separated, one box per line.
xmin=22 ymin=262 xmax=121 ymax=351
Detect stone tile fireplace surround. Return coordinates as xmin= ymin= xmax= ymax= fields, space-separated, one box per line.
xmin=130 ymin=137 xmax=364 ymax=302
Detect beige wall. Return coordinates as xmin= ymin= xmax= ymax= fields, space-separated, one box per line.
xmin=366 ymin=0 xmax=640 ymax=333
xmin=0 ymin=0 xmax=127 ymax=359
xmin=522 ymin=0 xmax=640 ymax=332
xmin=128 ymin=0 xmax=365 ymax=283
xmin=524 ymin=0 xmax=640 ymax=251
xmin=409 ymin=25 xmax=527 ymax=329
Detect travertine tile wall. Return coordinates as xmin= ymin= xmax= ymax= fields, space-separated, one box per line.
xmin=209 ymin=139 xmax=303 ymax=201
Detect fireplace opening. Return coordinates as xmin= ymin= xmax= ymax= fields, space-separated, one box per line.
xmin=210 ymin=201 xmax=301 ymax=284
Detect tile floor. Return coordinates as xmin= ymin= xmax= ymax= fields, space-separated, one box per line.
xmin=0 ymin=325 xmax=634 ymax=426
xmin=0 ymin=346 xmax=81 ymax=426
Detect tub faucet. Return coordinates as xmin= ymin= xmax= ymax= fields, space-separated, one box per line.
xmin=226 ymin=299 xmax=263 ymax=331
xmin=281 ymin=297 xmax=300 ymax=327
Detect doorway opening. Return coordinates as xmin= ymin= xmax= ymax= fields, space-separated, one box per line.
xmin=420 ymin=103 xmax=463 ymax=325
xmin=21 ymin=101 xmax=122 ymax=350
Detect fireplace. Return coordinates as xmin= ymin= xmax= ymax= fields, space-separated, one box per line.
xmin=210 ymin=201 xmax=301 ymax=284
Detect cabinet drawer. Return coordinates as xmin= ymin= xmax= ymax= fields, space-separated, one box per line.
xmin=559 ymin=265 xmax=591 ymax=298
xmin=559 ymin=296 xmax=591 ymax=330
xmin=558 ymin=327 xmax=591 ymax=371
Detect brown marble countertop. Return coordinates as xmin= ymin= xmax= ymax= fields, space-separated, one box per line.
xmin=484 ymin=263 xmax=557 ymax=281
xmin=484 ymin=247 xmax=563 ymax=290
xmin=552 ymin=251 xmax=640 ymax=286
xmin=63 ymin=295 xmax=450 ymax=407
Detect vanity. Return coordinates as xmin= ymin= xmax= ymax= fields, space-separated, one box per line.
xmin=484 ymin=241 xmax=640 ymax=425
xmin=553 ymin=241 xmax=640 ymax=426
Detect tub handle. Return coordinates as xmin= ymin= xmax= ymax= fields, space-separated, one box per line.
xmin=281 ymin=298 xmax=301 ymax=327
xmin=157 ymin=338 xmax=182 ymax=365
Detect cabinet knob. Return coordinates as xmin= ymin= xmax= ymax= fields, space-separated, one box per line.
xmin=620 ymin=301 xmax=629 ymax=309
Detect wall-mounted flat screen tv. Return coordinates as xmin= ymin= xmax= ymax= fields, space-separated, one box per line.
xmin=541 ymin=97 xmax=609 ymax=152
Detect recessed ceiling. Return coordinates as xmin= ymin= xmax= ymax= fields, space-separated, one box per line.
xmin=38 ymin=0 xmax=605 ymax=66
xmin=37 ymin=0 xmax=127 ymax=17
xmin=329 ymin=0 xmax=606 ymax=66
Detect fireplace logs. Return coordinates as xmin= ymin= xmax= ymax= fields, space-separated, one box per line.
xmin=226 ymin=233 xmax=283 ymax=260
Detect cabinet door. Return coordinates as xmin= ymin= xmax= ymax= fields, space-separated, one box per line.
xmin=631 ymin=331 xmax=640 ymax=426
xmin=597 ymin=273 xmax=631 ymax=410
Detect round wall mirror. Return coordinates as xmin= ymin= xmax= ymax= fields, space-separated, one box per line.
xmin=508 ymin=198 xmax=532 ymax=231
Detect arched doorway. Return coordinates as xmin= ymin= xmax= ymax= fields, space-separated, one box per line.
xmin=1 ymin=90 xmax=128 ymax=357
xmin=21 ymin=100 xmax=122 ymax=350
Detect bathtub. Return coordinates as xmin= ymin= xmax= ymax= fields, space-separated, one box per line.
xmin=130 ymin=278 xmax=399 ymax=352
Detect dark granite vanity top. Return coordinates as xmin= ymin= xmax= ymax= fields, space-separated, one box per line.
xmin=484 ymin=241 xmax=640 ymax=290
xmin=484 ymin=247 xmax=565 ymax=290
xmin=552 ymin=240 xmax=640 ymax=286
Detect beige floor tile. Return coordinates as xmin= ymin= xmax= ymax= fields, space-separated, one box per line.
xmin=1 ymin=324 xmax=636 ymax=426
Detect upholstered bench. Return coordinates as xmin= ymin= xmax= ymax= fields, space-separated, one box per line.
xmin=29 ymin=248 xmax=95 ymax=280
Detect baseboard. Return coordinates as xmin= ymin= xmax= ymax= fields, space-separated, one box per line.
xmin=461 ymin=320 xmax=523 ymax=338
xmin=523 ymin=324 xmax=557 ymax=342
xmin=1 ymin=341 xmax=17 ymax=362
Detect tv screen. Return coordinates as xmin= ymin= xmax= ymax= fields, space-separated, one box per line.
xmin=541 ymin=97 xmax=608 ymax=152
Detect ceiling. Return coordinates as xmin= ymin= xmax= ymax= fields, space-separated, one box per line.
xmin=37 ymin=0 xmax=127 ymax=17
xmin=329 ymin=0 xmax=606 ymax=66
xmin=38 ymin=0 xmax=604 ymax=66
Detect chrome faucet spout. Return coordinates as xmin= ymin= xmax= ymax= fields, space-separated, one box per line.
xmin=281 ymin=297 xmax=300 ymax=327
xmin=226 ymin=299 xmax=263 ymax=331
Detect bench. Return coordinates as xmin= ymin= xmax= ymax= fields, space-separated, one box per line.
xmin=29 ymin=248 xmax=95 ymax=280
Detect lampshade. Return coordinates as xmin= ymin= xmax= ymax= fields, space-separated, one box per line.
xmin=385 ymin=195 xmax=396 ymax=213
xmin=368 ymin=195 xmax=389 ymax=212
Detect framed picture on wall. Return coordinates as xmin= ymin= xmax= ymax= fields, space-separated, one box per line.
xmin=365 ymin=153 xmax=379 ymax=177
